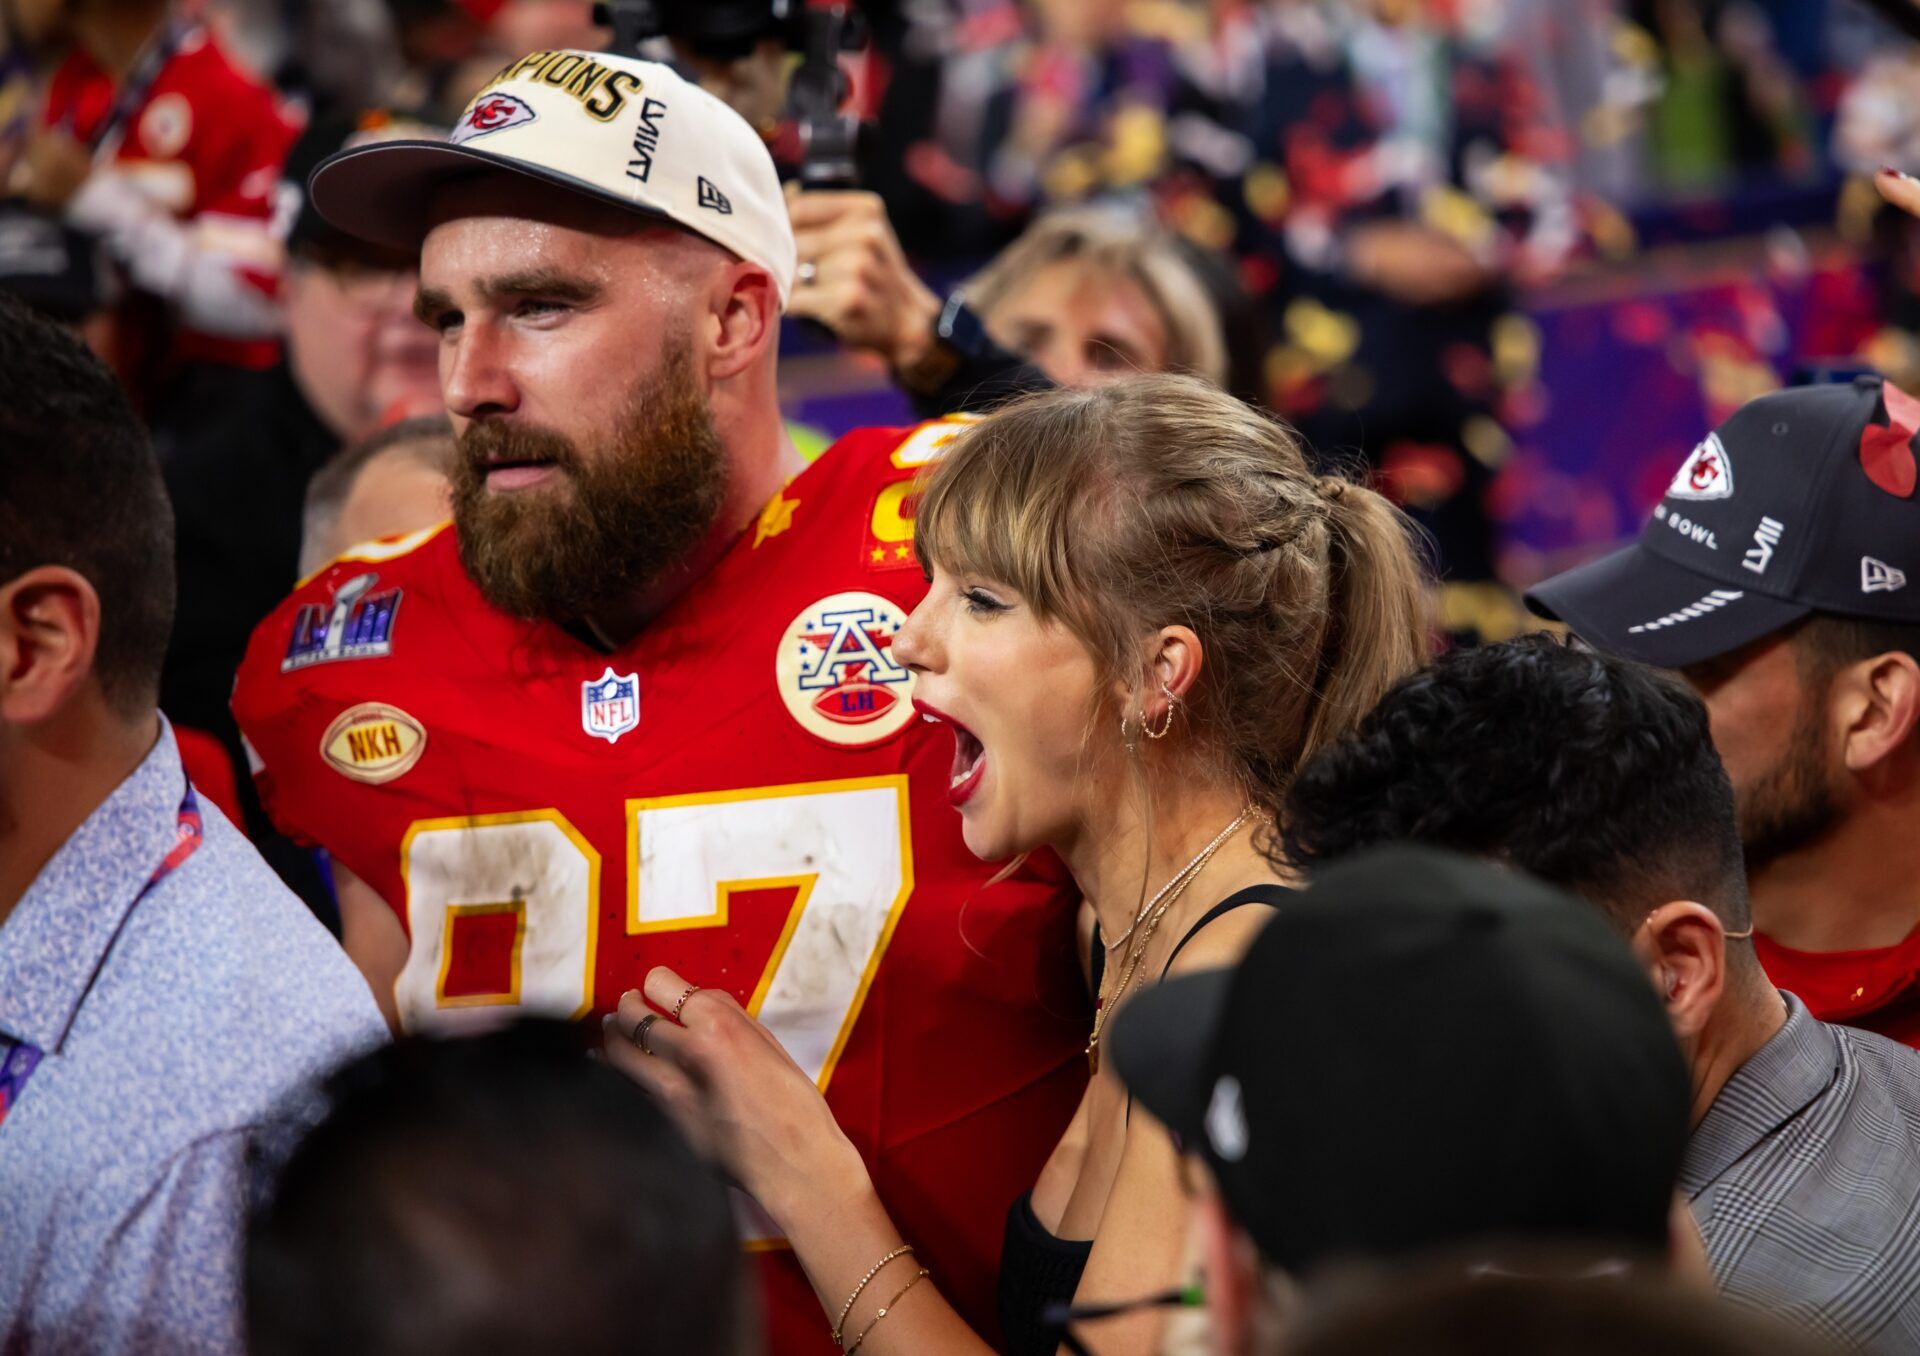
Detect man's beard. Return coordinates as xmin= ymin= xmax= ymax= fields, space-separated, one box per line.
xmin=1739 ymin=690 xmax=1840 ymax=873
xmin=451 ymin=336 xmax=727 ymax=625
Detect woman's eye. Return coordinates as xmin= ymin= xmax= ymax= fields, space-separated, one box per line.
xmin=962 ymin=588 xmax=1008 ymax=616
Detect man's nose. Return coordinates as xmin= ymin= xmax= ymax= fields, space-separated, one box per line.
xmin=441 ymin=324 xmax=520 ymax=420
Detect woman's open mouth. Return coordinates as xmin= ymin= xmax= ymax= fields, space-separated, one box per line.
xmin=915 ymin=700 xmax=987 ymax=808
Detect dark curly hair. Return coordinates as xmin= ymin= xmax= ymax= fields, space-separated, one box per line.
xmin=1283 ymin=634 xmax=1749 ymax=938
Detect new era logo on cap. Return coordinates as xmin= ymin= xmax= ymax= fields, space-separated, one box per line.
xmin=451 ymin=92 xmax=536 ymax=144
xmin=1863 ymin=557 xmax=1908 ymax=594
xmin=1667 ymin=433 xmax=1733 ymax=501
xmin=697 ymin=176 xmax=732 ymax=214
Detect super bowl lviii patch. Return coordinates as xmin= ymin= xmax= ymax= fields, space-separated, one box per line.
xmin=321 ymin=703 xmax=427 ymax=784
xmin=283 ymin=572 xmax=401 ymax=672
xmin=777 ymin=593 xmax=917 ymax=748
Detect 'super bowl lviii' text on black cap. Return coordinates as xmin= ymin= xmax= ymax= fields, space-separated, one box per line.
xmin=1526 ymin=376 xmax=1920 ymax=668
xmin=304 ymin=49 xmax=797 ymax=307
xmin=1107 ymin=846 xmax=1691 ymax=1275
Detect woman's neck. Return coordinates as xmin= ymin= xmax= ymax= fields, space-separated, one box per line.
xmin=1061 ymin=774 xmax=1262 ymax=951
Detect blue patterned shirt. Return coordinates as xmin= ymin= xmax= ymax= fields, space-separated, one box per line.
xmin=1686 ymin=991 xmax=1920 ymax=1353
xmin=0 ymin=723 xmax=385 ymax=1353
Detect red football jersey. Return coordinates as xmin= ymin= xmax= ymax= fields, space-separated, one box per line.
xmin=44 ymin=23 xmax=296 ymax=369
xmin=232 ymin=421 xmax=1089 ymax=1348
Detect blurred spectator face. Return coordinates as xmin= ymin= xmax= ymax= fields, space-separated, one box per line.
xmin=6 ymin=0 xmax=66 ymax=48
xmin=983 ymin=258 xmax=1169 ymax=388
xmin=316 ymin=439 xmax=452 ymax=568
xmin=965 ymin=208 xmax=1227 ymax=389
xmin=282 ymin=248 xmax=442 ymax=440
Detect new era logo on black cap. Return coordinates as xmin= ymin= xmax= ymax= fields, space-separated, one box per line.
xmin=1528 ymin=376 xmax=1920 ymax=668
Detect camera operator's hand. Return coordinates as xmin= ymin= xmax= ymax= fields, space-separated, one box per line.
xmin=786 ymin=184 xmax=944 ymax=373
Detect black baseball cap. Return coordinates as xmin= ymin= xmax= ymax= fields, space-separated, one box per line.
xmin=1107 ymin=846 xmax=1690 ymax=1274
xmin=283 ymin=112 xmax=446 ymax=262
xmin=1527 ymin=376 xmax=1920 ymax=668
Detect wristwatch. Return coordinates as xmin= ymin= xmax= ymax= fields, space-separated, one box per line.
xmin=894 ymin=292 xmax=992 ymax=396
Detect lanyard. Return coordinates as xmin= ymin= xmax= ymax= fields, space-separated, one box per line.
xmin=0 ymin=782 xmax=202 ymax=1130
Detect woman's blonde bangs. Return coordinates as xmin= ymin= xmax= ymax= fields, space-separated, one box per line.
xmin=912 ymin=394 xmax=1115 ymax=627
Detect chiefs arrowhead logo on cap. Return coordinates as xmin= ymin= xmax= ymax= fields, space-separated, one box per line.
xmin=1668 ymin=433 xmax=1733 ymax=501
xmin=451 ymin=92 xmax=538 ymax=145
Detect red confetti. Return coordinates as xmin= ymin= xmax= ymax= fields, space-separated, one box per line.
xmin=1861 ymin=384 xmax=1920 ymax=499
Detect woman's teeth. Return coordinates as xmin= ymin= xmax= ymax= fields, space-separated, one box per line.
xmin=950 ymin=728 xmax=985 ymax=790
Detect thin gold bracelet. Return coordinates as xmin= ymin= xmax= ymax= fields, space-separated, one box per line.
xmin=843 ymin=1268 xmax=931 ymax=1355
xmin=831 ymin=1245 xmax=914 ymax=1347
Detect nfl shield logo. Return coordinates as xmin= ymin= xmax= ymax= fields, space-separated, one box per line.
xmin=581 ymin=667 xmax=640 ymax=745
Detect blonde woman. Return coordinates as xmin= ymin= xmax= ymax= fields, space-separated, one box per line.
xmin=606 ymin=375 xmax=1431 ymax=1355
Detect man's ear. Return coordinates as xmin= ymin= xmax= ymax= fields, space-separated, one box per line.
xmin=1195 ymin=1185 xmax=1269 ymax=1356
xmin=1634 ymin=901 xmax=1726 ymax=1041
xmin=0 ymin=566 xmax=101 ymax=725
xmin=705 ymin=262 xmax=781 ymax=383
xmin=1834 ymin=650 xmax=1920 ymax=780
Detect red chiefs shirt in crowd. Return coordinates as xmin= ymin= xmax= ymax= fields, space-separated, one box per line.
xmin=232 ymin=420 xmax=1089 ymax=1351
xmin=44 ymin=22 xmax=296 ymax=371
xmin=1757 ymin=931 xmax=1920 ymax=1051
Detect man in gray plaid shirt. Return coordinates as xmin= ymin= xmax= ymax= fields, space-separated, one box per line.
xmin=1282 ymin=634 xmax=1920 ymax=1354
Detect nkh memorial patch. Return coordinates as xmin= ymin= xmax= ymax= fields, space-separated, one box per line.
xmin=321 ymin=702 xmax=427 ymax=784
xmin=776 ymin=592 xmax=916 ymax=748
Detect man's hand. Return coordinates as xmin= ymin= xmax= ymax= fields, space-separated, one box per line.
xmin=17 ymin=129 xmax=93 ymax=211
xmin=785 ymin=184 xmax=944 ymax=373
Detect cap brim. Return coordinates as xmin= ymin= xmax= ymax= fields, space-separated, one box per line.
xmin=308 ymin=140 xmax=671 ymax=253
xmin=1525 ymin=543 xmax=1809 ymax=669
xmin=1106 ymin=968 xmax=1233 ymax=1148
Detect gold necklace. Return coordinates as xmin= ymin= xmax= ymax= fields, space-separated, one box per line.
xmin=1101 ymin=810 xmax=1252 ymax=955
xmin=1086 ymin=806 xmax=1253 ymax=1074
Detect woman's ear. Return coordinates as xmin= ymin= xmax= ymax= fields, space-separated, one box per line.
xmin=1131 ymin=626 xmax=1204 ymax=735
xmin=1151 ymin=626 xmax=1204 ymax=699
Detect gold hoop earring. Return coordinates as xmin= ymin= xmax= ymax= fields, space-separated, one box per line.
xmin=1143 ymin=682 xmax=1179 ymax=740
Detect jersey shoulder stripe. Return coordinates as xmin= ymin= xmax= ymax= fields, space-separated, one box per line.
xmin=293 ymin=520 xmax=452 ymax=592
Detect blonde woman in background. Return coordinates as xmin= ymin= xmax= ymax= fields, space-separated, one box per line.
xmin=607 ymin=374 xmax=1431 ymax=1356
xmin=787 ymin=190 xmax=1229 ymax=397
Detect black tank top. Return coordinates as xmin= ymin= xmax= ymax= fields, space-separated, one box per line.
xmin=995 ymin=884 xmax=1287 ymax=1356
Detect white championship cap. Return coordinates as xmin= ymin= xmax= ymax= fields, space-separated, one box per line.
xmin=308 ymin=49 xmax=798 ymax=307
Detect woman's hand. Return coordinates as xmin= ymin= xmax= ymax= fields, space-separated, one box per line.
xmin=603 ymin=966 xmax=873 ymax=1231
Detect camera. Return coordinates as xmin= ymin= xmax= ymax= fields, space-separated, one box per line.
xmin=593 ymin=0 xmax=865 ymax=188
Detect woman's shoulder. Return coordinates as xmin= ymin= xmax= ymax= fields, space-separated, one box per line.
xmin=1161 ymin=880 xmax=1291 ymax=977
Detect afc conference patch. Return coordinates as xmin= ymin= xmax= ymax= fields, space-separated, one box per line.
xmin=582 ymin=667 xmax=640 ymax=744
xmin=776 ymin=592 xmax=916 ymax=748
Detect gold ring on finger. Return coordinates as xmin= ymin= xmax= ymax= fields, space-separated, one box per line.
xmin=671 ymin=984 xmax=702 ymax=1023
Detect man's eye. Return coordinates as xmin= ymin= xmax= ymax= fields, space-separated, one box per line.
xmin=429 ymin=311 xmax=461 ymax=335
xmin=517 ymin=299 xmax=567 ymax=318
